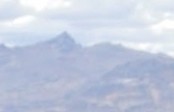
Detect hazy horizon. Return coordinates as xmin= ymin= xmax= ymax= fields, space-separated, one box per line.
xmin=0 ymin=1 xmax=174 ymax=111
xmin=0 ymin=0 xmax=174 ymax=56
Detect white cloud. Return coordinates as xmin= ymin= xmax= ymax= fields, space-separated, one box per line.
xmin=167 ymin=52 xmax=174 ymax=57
xmin=120 ymin=42 xmax=174 ymax=58
xmin=0 ymin=0 xmax=28 ymax=20
xmin=150 ymin=19 xmax=174 ymax=35
xmin=4 ymin=15 xmax=36 ymax=27
xmin=118 ymin=42 xmax=162 ymax=54
xmin=19 ymin=0 xmax=72 ymax=12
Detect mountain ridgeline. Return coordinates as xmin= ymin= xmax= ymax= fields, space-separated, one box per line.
xmin=0 ymin=32 xmax=174 ymax=112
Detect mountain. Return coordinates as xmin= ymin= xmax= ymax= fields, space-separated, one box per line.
xmin=43 ymin=32 xmax=81 ymax=52
xmin=0 ymin=32 xmax=174 ymax=112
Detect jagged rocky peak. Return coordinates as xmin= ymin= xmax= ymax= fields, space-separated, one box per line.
xmin=48 ymin=31 xmax=80 ymax=52
xmin=51 ymin=32 xmax=75 ymax=44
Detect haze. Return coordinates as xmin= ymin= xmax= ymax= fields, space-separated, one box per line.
xmin=0 ymin=0 xmax=174 ymax=56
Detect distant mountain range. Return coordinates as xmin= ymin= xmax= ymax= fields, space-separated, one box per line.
xmin=0 ymin=32 xmax=174 ymax=112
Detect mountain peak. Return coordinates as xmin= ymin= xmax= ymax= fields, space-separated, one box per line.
xmin=47 ymin=32 xmax=79 ymax=52
xmin=59 ymin=31 xmax=71 ymax=38
xmin=51 ymin=32 xmax=75 ymax=43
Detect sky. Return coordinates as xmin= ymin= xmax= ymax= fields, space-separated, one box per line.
xmin=0 ymin=0 xmax=174 ymax=56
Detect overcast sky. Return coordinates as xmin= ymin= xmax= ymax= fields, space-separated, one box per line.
xmin=0 ymin=0 xmax=174 ymax=56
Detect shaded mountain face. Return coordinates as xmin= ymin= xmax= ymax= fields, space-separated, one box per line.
xmin=0 ymin=32 xmax=174 ymax=112
xmin=46 ymin=32 xmax=80 ymax=52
